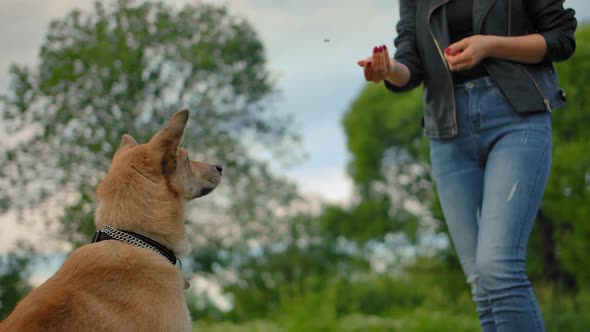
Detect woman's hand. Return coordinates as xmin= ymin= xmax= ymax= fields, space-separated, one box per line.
xmin=357 ymin=45 xmax=395 ymax=83
xmin=444 ymin=35 xmax=494 ymax=71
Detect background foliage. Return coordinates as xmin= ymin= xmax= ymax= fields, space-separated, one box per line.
xmin=1 ymin=1 xmax=589 ymax=331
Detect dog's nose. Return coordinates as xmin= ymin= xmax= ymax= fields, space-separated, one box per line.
xmin=215 ymin=165 xmax=223 ymax=173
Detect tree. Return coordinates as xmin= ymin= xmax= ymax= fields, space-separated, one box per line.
xmin=0 ymin=0 xmax=301 ymax=251
xmin=0 ymin=252 xmax=32 ymax=320
xmin=342 ymin=84 xmax=438 ymax=245
xmin=530 ymin=25 xmax=590 ymax=290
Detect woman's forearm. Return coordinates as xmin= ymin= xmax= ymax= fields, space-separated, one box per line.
xmin=385 ymin=60 xmax=411 ymax=87
xmin=486 ymin=34 xmax=547 ymax=64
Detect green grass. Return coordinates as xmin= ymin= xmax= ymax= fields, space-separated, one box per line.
xmin=192 ymin=286 xmax=590 ymax=332
xmin=537 ymin=284 xmax=590 ymax=332
xmin=193 ymin=307 xmax=590 ymax=332
xmin=193 ymin=310 xmax=480 ymax=332
xmin=191 ymin=273 xmax=590 ymax=332
xmin=193 ymin=281 xmax=481 ymax=332
xmin=193 ymin=320 xmax=283 ymax=332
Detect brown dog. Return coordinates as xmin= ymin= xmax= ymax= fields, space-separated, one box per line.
xmin=0 ymin=110 xmax=222 ymax=331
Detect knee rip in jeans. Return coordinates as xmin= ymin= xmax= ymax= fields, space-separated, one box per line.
xmin=467 ymin=274 xmax=479 ymax=296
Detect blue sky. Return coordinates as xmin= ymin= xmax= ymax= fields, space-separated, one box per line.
xmin=1 ymin=0 xmax=589 ymax=253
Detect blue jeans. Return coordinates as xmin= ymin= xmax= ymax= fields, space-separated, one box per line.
xmin=429 ymin=77 xmax=550 ymax=332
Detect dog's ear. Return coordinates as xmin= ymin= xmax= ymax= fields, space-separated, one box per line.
xmin=149 ymin=109 xmax=189 ymax=175
xmin=113 ymin=134 xmax=137 ymax=158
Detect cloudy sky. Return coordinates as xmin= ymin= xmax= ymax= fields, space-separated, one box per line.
xmin=1 ymin=0 xmax=589 ymax=253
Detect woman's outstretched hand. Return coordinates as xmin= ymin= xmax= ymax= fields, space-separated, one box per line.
xmin=357 ymin=45 xmax=395 ymax=83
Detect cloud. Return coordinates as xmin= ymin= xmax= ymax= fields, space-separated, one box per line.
xmin=288 ymin=165 xmax=353 ymax=204
xmin=0 ymin=212 xmax=70 ymax=254
xmin=187 ymin=0 xmax=399 ymax=74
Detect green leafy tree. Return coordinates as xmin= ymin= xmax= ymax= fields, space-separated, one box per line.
xmin=529 ymin=25 xmax=590 ymax=290
xmin=220 ymin=212 xmax=371 ymax=321
xmin=0 ymin=252 xmax=31 ymax=320
xmin=342 ymin=84 xmax=436 ymax=245
xmin=0 ymin=0 xmax=301 ymax=251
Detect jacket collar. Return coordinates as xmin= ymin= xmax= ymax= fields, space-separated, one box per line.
xmin=427 ymin=0 xmax=499 ymax=34
xmin=473 ymin=0 xmax=499 ymax=33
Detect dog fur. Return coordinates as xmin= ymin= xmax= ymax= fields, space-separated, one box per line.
xmin=0 ymin=110 xmax=221 ymax=331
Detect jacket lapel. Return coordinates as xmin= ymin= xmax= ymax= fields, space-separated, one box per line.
xmin=473 ymin=0 xmax=499 ymax=33
xmin=427 ymin=0 xmax=451 ymax=47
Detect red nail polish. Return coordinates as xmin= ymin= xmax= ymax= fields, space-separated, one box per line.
xmin=444 ymin=47 xmax=451 ymax=54
xmin=378 ymin=46 xmax=383 ymax=52
xmin=373 ymin=46 xmax=378 ymax=54
xmin=383 ymin=45 xmax=388 ymax=51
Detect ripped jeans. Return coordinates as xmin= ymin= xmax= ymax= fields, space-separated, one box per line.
xmin=429 ymin=77 xmax=550 ymax=332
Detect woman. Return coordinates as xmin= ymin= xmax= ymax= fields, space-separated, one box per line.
xmin=357 ymin=1 xmax=576 ymax=331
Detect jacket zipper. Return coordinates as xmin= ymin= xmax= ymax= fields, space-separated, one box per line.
xmin=475 ymin=0 xmax=548 ymax=113
xmin=508 ymin=0 xmax=549 ymax=112
xmin=520 ymin=65 xmax=552 ymax=112
xmin=508 ymin=0 xmax=512 ymax=36
xmin=428 ymin=0 xmax=457 ymax=135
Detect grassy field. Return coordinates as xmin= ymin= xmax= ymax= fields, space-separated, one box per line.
xmin=194 ymin=308 xmax=590 ymax=332
xmin=193 ymin=310 xmax=481 ymax=332
xmin=192 ymin=283 xmax=590 ymax=332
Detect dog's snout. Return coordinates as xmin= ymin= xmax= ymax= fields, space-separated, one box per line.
xmin=215 ymin=165 xmax=223 ymax=174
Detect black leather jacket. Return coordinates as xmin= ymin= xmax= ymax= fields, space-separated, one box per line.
xmin=386 ymin=0 xmax=577 ymax=138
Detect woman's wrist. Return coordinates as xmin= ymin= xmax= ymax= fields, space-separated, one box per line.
xmin=385 ymin=59 xmax=398 ymax=81
xmin=484 ymin=35 xmax=504 ymax=59
xmin=385 ymin=59 xmax=410 ymax=87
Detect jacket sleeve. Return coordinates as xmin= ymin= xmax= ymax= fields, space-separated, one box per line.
xmin=385 ymin=0 xmax=424 ymax=93
xmin=526 ymin=0 xmax=577 ymax=63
